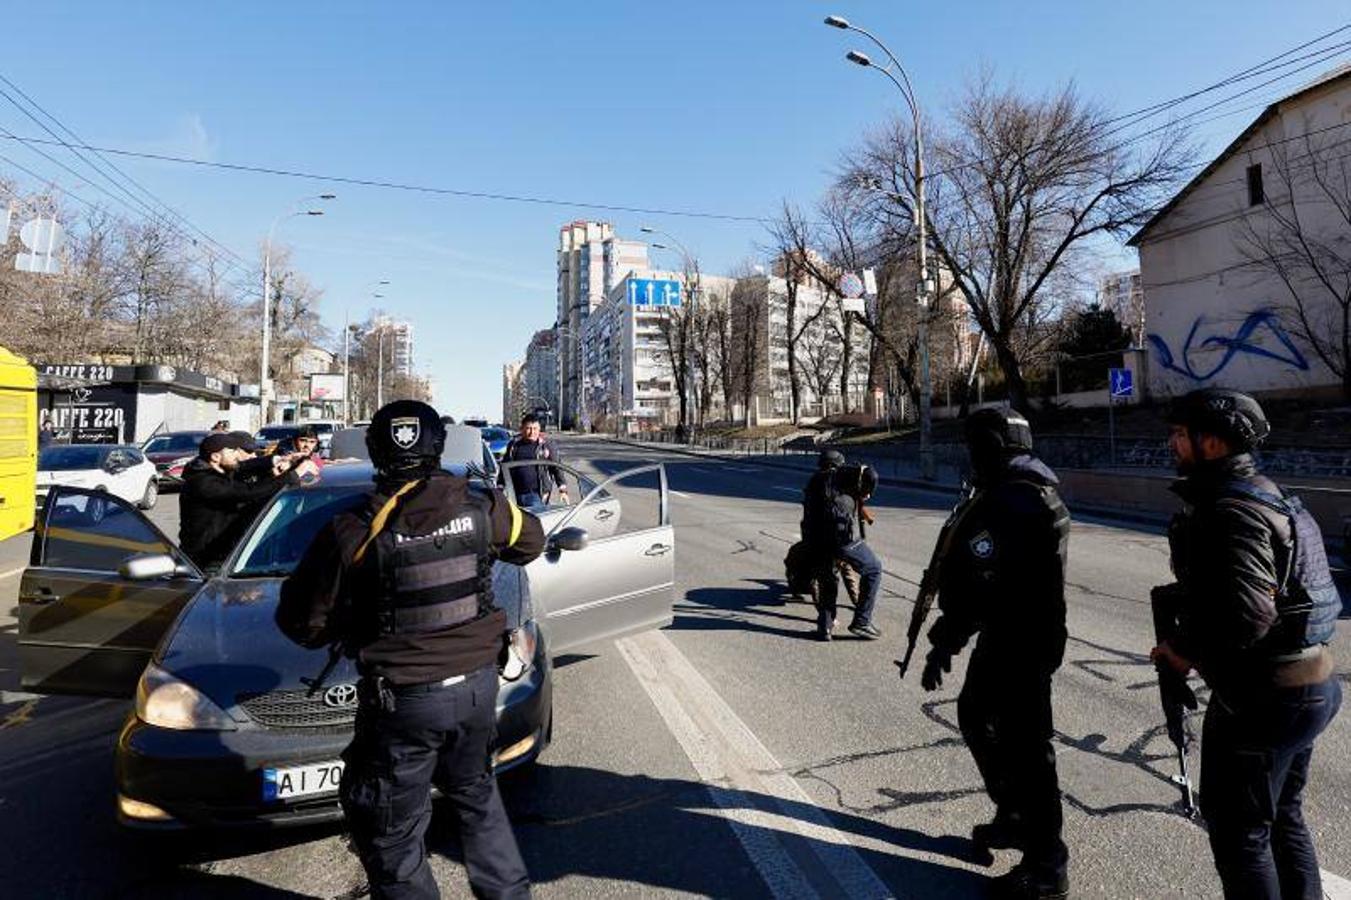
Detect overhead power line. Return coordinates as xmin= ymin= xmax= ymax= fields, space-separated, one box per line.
xmin=0 ymin=133 xmax=772 ymax=224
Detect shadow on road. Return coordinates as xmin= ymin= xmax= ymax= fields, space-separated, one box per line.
xmin=486 ymin=762 xmax=993 ymax=898
xmin=669 ymin=581 xmax=871 ymax=642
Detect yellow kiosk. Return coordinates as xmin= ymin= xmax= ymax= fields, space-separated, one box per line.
xmin=0 ymin=347 xmax=37 ymax=541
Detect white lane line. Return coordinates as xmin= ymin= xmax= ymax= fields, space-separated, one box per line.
xmin=0 ymin=566 xmax=24 ymax=581
xmin=617 ymin=630 xmax=896 ymax=900
xmin=1323 ymin=869 xmax=1351 ymax=899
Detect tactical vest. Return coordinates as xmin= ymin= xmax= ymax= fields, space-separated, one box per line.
xmin=1223 ymin=481 xmax=1341 ymax=655
xmin=362 ymin=491 xmax=495 ymax=639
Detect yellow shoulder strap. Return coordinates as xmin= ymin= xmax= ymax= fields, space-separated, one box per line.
xmin=507 ymin=499 xmax=524 ymax=547
xmin=353 ymin=480 xmax=422 ymax=565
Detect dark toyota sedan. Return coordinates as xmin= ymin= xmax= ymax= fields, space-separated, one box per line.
xmin=17 ymin=441 xmax=674 ymax=830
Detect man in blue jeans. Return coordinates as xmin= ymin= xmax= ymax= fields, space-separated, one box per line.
xmin=803 ymin=452 xmax=883 ymax=641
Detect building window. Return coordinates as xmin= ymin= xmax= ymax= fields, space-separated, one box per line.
xmin=1247 ymin=163 xmax=1264 ymax=207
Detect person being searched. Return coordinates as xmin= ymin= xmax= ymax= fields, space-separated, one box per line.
xmin=501 ymin=413 xmax=567 ymax=508
xmin=1153 ymin=389 xmax=1342 ymax=899
xmin=920 ymin=408 xmax=1071 ymax=899
xmin=179 ymin=431 xmax=318 ymax=570
xmin=277 ymin=400 xmax=545 ymax=900
xmin=278 ymin=425 xmax=325 ymax=469
xmin=801 ymin=449 xmax=884 ymax=641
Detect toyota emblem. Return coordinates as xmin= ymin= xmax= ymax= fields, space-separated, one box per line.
xmin=323 ymin=683 xmax=358 ymax=708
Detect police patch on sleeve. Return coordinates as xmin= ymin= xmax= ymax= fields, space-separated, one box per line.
xmin=969 ymin=530 xmax=996 ymax=560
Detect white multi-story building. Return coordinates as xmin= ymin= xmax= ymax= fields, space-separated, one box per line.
xmin=522 ymin=329 xmax=557 ymax=426
xmin=1100 ymin=269 xmax=1145 ymax=346
xmin=556 ymin=221 xmax=648 ymax=427
xmin=373 ymin=317 xmax=415 ymax=377
xmin=502 ymin=361 xmax=524 ymax=426
xmin=1129 ymin=66 xmax=1351 ymax=400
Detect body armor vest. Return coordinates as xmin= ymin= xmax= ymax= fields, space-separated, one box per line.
xmin=1221 ymin=481 xmax=1341 ymax=654
xmin=362 ymin=491 xmax=495 ymax=638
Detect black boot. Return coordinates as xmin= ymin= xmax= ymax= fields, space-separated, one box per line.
xmin=972 ymin=812 xmax=1025 ymax=850
xmin=994 ymin=863 xmax=1069 ymax=899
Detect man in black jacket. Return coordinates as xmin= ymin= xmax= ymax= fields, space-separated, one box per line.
xmin=179 ymin=431 xmax=315 ymax=570
xmin=921 ymin=408 xmax=1070 ymax=900
xmin=1153 ymin=389 xmax=1342 ymax=899
xmin=501 ymin=414 xmax=567 ymax=508
xmin=801 ymin=450 xmax=882 ymax=641
xmin=278 ymin=401 xmax=545 ymax=900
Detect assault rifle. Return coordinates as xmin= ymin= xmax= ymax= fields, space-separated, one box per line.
xmin=896 ymin=481 xmax=978 ymax=680
xmin=1150 ymin=584 xmax=1199 ymax=817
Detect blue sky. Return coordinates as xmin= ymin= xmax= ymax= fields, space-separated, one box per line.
xmin=1 ymin=1 xmax=1345 ymax=418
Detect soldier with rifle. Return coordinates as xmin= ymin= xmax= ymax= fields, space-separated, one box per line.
xmin=911 ymin=408 xmax=1071 ymax=900
xmin=1153 ymin=389 xmax=1341 ymax=899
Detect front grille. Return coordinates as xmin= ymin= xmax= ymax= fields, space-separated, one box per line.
xmin=238 ymin=688 xmax=357 ymax=729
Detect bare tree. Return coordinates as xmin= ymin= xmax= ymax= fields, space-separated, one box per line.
xmin=1240 ymin=130 xmax=1351 ymax=397
xmin=848 ymin=74 xmax=1192 ymax=412
xmin=729 ymin=275 xmax=766 ymax=426
xmin=654 ymin=257 xmax=700 ymax=440
xmin=764 ymin=203 xmax=838 ymax=423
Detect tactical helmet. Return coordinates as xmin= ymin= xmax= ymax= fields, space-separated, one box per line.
xmin=366 ymin=400 xmax=446 ymax=473
xmin=818 ymin=449 xmax=846 ymax=470
xmin=964 ymin=407 xmax=1034 ymax=455
xmin=1166 ymin=389 xmax=1270 ymax=451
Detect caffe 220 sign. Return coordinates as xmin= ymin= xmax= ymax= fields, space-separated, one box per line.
xmin=39 ymin=363 xmax=233 ymax=445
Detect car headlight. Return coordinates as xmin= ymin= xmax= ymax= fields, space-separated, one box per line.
xmin=499 ymin=621 xmax=538 ymax=683
xmin=135 ymin=663 xmax=236 ymax=731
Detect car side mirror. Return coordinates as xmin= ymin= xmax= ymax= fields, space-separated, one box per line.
xmin=118 ymin=553 xmax=178 ymax=580
xmin=548 ymin=527 xmax=589 ymax=553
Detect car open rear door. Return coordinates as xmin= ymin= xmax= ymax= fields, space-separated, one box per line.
xmin=523 ymin=464 xmax=674 ymax=655
xmin=18 ymin=486 xmax=202 ymax=696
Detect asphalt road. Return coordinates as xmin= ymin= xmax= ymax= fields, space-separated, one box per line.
xmin=1 ymin=439 xmax=1349 ymax=899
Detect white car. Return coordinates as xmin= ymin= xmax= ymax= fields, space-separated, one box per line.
xmin=36 ymin=444 xmax=159 ymax=511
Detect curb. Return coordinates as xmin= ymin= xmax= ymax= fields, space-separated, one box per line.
xmin=605 ymin=438 xmax=1171 ymax=530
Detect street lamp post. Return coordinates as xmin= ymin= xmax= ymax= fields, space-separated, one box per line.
xmin=826 ymin=16 xmax=935 ymax=480
xmin=642 ymin=227 xmax=699 ymax=442
xmin=261 ymin=194 xmax=335 ymax=425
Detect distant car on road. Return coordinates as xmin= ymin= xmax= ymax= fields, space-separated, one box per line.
xmin=481 ymin=426 xmax=512 ymax=460
xmin=254 ymin=425 xmax=302 ymax=454
xmin=37 ymin=444 xmax=159 ymax=510
xmin=17 ymin=429 xmax=673 ymax=830
xmin=141 ymin=431 xmax=209 ymax=489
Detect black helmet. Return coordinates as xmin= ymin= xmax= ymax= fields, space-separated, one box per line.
xmin=366 ymin=400 xmax=446 ymax=474
xmin=818 ymin=449 xmax=845 ymax=470
xmin=1166 ymin=389 xmax=1270 ymax=451
xmin=964 ymin=407 xmax=1034 ymax=454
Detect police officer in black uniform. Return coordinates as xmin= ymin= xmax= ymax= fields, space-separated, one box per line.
xmin=277 ymin=400 xmax=544 ymax=900
xmin=1153 ymin=389 xmax=1342 ymax=899
xmin=920 ymin=408 xmax=1071 ymax=899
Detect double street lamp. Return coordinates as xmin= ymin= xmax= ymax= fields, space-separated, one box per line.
xmin=261 ymin=193 xmax=335 ymax=424
xmin=825 ymin=15 xmax=936 ymax=481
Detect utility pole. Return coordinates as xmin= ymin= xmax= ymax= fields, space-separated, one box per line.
xmin=376 ymin=326 xmax=385 ymax=410
xmin=342 ymin=311 xmax=350 ymax=426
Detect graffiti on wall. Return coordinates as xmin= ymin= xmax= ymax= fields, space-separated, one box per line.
xmin=1147 ymin=308 xmax=1309 ymax=382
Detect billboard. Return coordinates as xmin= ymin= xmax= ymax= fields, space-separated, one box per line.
xmin=626 ymin=278 xmax=682 ymax=307
xmin=308 ymin=373 xmax=346 ymax=402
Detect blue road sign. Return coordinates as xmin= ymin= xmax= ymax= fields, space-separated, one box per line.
xmin=626 ymin=278 xmax=682 ymax=307
xmin=1109 ymin=367 xmax=1133 ymax=398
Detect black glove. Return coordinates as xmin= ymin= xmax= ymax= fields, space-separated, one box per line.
xmin=921 ymin=649 xmax=952 ymax=692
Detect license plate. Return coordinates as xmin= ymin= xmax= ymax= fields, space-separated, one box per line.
xmin=263 ymin=760 xmax=345 ymax=801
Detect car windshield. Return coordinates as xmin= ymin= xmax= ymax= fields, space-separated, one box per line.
xmin=232 ymin=486 xmax=366 ymax=577
xmin=39 ymin=446 xmax=105 ymax=470
xmin=144 ymin=434 xmax=204 ymax=453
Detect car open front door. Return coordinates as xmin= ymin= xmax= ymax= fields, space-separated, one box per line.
xmin=18 ymin=486 xmax=202 ymax=696
xmin=499 ymin=459 xmax=622 ymax=539
xmin=523 ymin=464 xmax=674 ymax=655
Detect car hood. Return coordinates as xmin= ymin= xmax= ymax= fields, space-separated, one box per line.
xmin=157 ymin=578 xmax=353 ymax=708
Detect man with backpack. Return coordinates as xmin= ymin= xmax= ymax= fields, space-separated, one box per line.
xmin=1153 ymin=389 xmax=1342 ymax=899
xmin=801 ymin=450 xmax=883 ymax=641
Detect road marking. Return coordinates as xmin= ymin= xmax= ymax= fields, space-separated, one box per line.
xmin=617 ymin=630 xmax=896 ymax=899
xmin=0 ymin=566 xmax=24 ymax=581
xmin=1324 ymin=869 xmax=1351 ymax=899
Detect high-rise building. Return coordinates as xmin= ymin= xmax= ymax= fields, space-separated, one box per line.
xmin=556 ymin=221 xmax=648 ymax=427
xmin=522 ymin=329 xmax=558 ymax=427
xmin=373 ymin=317 xmax=415 ymax=377
xmin=502 ymin=361 xmax=524 ymax=425
xmin=1100 ymin=269 xmax=1144 ymax=346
